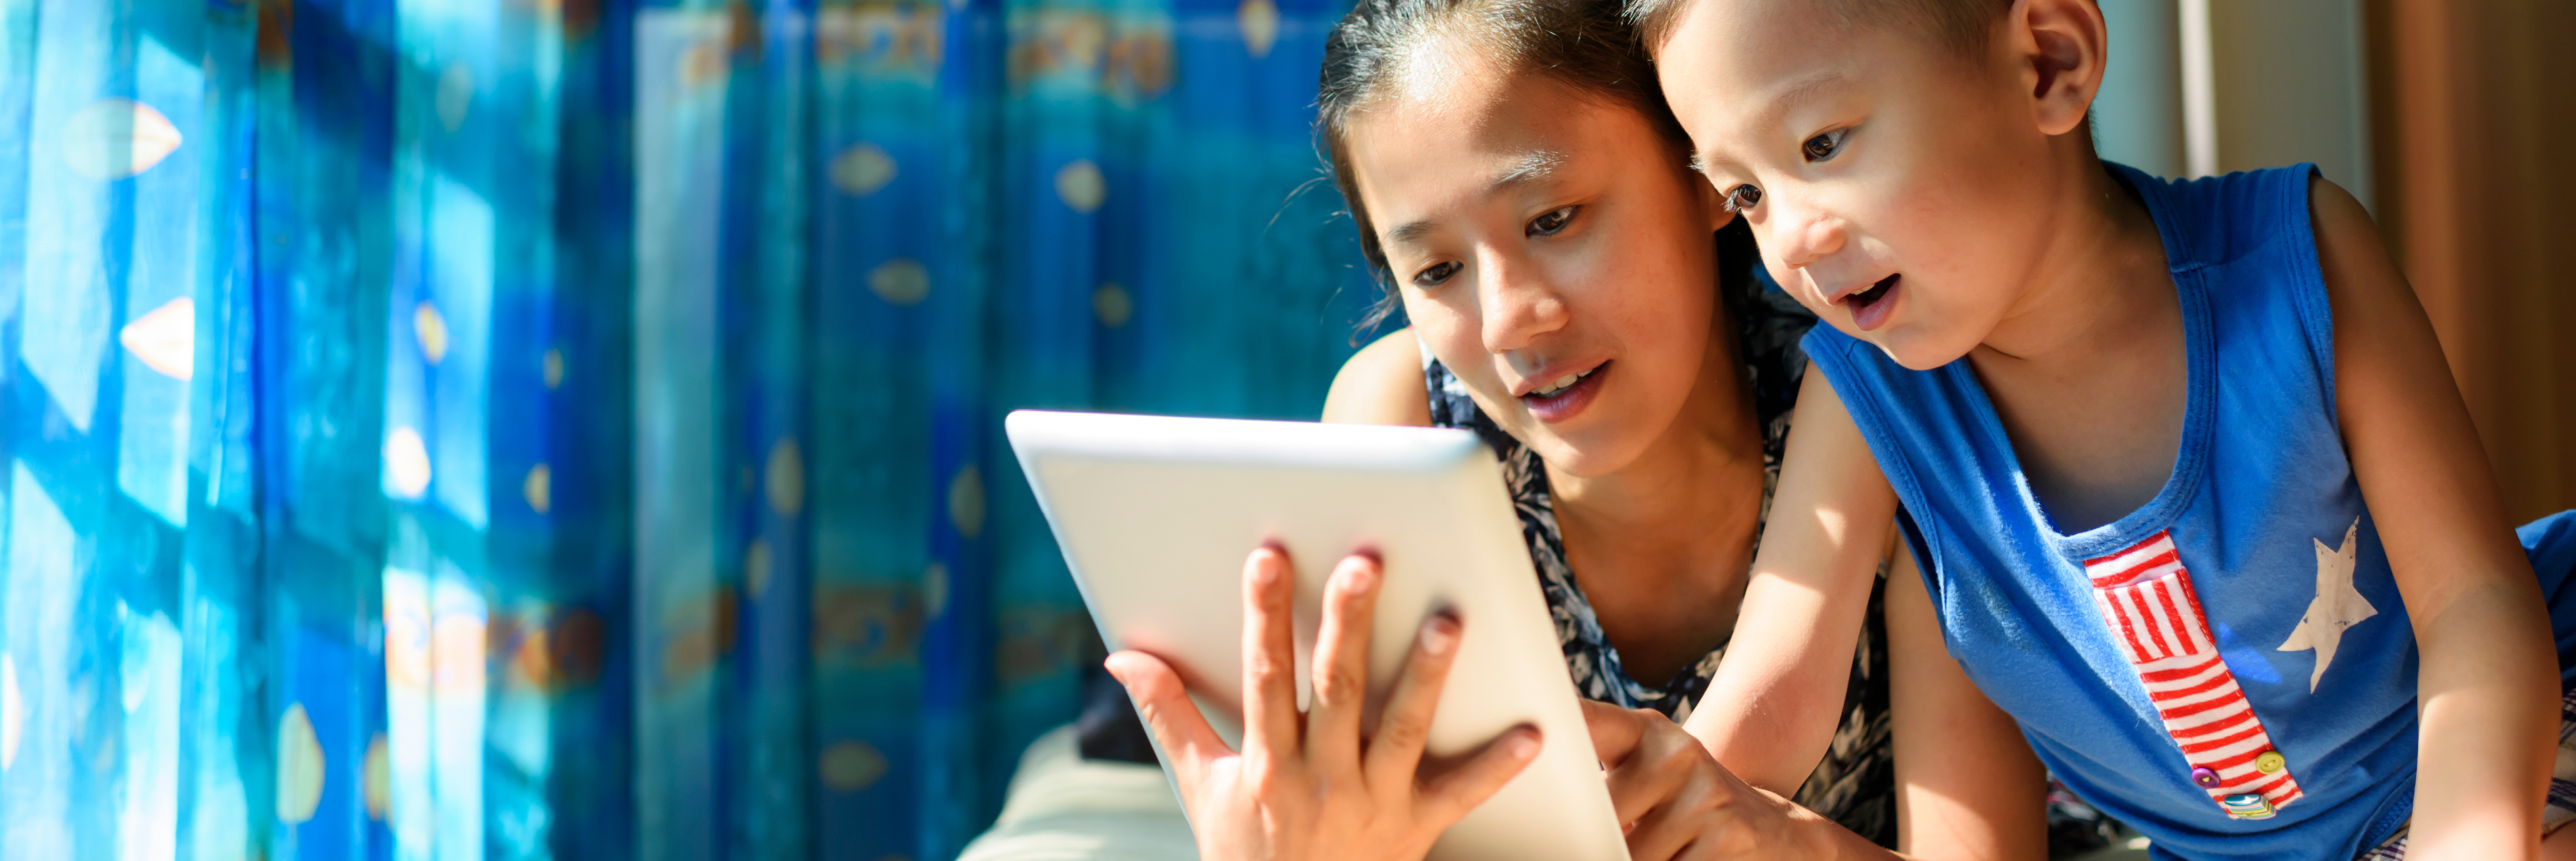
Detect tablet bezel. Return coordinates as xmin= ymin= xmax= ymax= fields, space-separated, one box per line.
xmin=1007 ymin=409 xmax=1628 ymax=861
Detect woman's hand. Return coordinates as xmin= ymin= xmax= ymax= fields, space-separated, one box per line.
xmin=1104 ymin=546 xmax=1543 ymax=861
xmin=1588 ymin=700 xmax=1858 ymax=861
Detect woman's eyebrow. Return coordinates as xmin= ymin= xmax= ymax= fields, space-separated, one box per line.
xmin=1387 ymin=218 xmax=1441 ymax=245
xmin=1382 ymin=150 xmax=1570 ymax=247
xmin=1486 ymin=150 xmax=1569 ymax=193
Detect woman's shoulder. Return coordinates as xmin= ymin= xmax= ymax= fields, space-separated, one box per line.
xmin=1322 ymin=328 xmax=1432 ymax=426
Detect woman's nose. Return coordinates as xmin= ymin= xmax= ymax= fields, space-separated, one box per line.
xmin=1477 ymin=252 xmax=1566 ymax=354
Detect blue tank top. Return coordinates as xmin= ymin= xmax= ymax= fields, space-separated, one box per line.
xmin=1803 ymin=163 xmax=2576 ymax=860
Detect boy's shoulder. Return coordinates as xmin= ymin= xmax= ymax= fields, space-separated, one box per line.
xmin=2108 ymin=161 xmax=2320 ymax=273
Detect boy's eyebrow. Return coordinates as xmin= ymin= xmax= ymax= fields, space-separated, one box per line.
xmin=1766 ymin=71 xmax=1848 ymax=122
xmin=1694 ymin=71 xmax=1850 ymax=176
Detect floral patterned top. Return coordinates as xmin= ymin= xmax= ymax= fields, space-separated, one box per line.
xmin=1074 ymin=228 xmax=1898 ymax=846
xmin=1420 ymin=245 xmax=1897 ymax=846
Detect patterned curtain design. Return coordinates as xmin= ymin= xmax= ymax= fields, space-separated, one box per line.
xmin=0 ymin=0 xmax=1373 ymax=858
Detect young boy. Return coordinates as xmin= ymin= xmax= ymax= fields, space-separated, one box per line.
xmin=1619 ymin=0 xmax=2576 ymax=858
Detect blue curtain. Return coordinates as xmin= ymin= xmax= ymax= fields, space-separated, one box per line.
xmin=0 ymin=0 xmax=1377 ymax=858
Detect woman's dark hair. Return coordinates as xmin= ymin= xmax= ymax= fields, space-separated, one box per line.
xmin=1319 ymin=0 xmax=1693 ymax=332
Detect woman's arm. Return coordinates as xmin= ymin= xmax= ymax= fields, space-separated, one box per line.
xmin=1886 ymin=544 xmax=2049 ymax=861
xmin=2312 ymin=175 xmax=2558 ymax=860
xmin=1684 ymin=368 xmax=1903 ymax=795
xmin=1323 ymin=328 xmax=1433 ymax=426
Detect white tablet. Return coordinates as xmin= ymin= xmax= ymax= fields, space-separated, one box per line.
xmin=1006 ymin=409 xmax=1628 ymax=861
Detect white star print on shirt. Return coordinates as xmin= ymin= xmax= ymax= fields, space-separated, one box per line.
xmin=2278 ymin=518 xmax=2376 ymax=693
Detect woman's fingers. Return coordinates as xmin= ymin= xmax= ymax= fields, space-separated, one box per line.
xmin=1363 ymin=612 xmax=1462 ymax=789
xmin=1306 ymin=552 xmax=1383 ymax=773
xmin=1598 ymin=706 xmax=1695 ymax=826
xmin=1579 ymin=699 xmax=1662 ymax=836
xmin=1415 ymin=724 xmax=1543 ymax=825
xmin=1581 ymin=698 xmax=1647 ymax=769
xmin=1617 ymin=718 xmax=1758 ymax=861
xmin=1104 ymin=649 xmax=1230 ymax=789
xmin=1240 ymin=545 xmax=1306 ymax=762
xmin=1590 ymin=699 xmax=1751 ymax=860
xmin=1623 ymin=774 xmax=1715 ymax=861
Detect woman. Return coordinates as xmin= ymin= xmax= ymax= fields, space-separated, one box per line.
xmin=1088 ymin=0 xmax=1899 ymax=857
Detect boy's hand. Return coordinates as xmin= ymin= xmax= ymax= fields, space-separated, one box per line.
xmin=1587 ymin=700 xmax=1832 ymax=861
xmin=1104 ymin=546 xmax=1542 ymax=861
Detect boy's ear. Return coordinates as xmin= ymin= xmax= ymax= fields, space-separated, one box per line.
xmin=2008 ymin=0 xmax=2109 ymax=139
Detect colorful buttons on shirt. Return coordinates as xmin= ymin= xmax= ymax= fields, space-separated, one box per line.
xmin=2190 ymin=767 xmax=2221 ymax=788
xmin=2254 ymin=751 xmax=2286 ymax=774
xmin=2220 ymin=793 xmax=2277 ymax=820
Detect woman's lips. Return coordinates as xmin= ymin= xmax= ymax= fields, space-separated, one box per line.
xmin=1521 ymin=361 xmax=1609 ymax=424
xmin=1845 ymin=274 xmax=1901 ymax=332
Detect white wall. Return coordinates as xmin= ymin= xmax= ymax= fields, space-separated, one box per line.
xmin=2208 ymin=0 xmax=2375 ymax=209
xmin=2093 ymin=0 xmax=2187 ymax=178
xmin=2084 ymin=0 xmax=2375 ymax=211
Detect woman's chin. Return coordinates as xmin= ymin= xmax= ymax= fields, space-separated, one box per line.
xmin=1518 ymin=424 xmax=1652 ymax=480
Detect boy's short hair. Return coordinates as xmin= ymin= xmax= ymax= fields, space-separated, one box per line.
xmin=1626 ymin=0 xmax=2011 ymax=55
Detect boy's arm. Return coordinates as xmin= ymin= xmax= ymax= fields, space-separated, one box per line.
xmin=1321 ymin=328 xmax=1432 ymax=426
xmin=1598 ymin=544 xmax=2051 ymax=861
xmin=2313 ymin=175 xmax=2556 ymax=860
xmin=1684 ymin=369 xmax=1902 ymax=795
xmin=1887 ymin=544 xmax=2051 ymax=861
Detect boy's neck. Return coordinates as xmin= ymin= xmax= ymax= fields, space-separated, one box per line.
xmin=1961 ymin=150 xmax=2191 ymax=533
xmin=1975 ymin=154 xmax=2173 ymax=366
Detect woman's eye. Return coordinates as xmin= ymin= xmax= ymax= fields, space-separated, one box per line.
xmin=1723 ymin=184 xmax=1763 ymax=213
xmin=1527 ymin=205 xmax=1576 ymax=237
xmin=1412 ymin=260 xmax=1462 ymax=286
xmin=1802 ymin=129 xmax=1848 ymax=163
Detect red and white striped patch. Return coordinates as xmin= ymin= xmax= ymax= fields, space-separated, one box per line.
xmin=2086 ymin=531 xmax=2303 ymax=816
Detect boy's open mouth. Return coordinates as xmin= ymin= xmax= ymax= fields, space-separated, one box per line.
xmin=1844 ymin=273 xmax=1901 ymax=331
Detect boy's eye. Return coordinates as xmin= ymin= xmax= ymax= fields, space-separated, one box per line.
xmin=1722 ymin=184 xmax=1763 ymax=213
xmin=1413 ymin=260 xmax=1462 ymax=286
xmin=1527 ymin=205 xmax=1577 ymax=237
xmin=1802 ymin=129 xmax=1848 ymax=163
